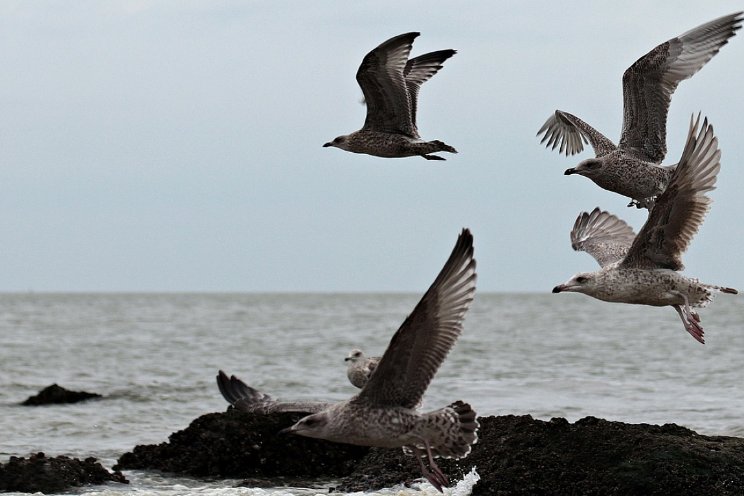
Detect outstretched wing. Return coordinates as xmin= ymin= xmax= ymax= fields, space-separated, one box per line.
xmin=619 ymin=12 xmax=742 ymax=163
xmin=353 ymin=229 xmax=477 ymax=409
xmin=403 ymin=49 xmax=456 ymax=133
xmin=537 ymin=110 xmax=617 ymax=157
xmin=216 ymin=370 xmax=329 ymax=414
xmin=571 ymin=208 xmax=636 ymax=268
xmin=621 ymin=114 xmax=720 ymax=270
xmin=357 ymin=32 xmax=418 ymax=136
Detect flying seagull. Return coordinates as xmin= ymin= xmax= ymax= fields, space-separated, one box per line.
xmin=538 ymin=12 xmax=742 ymax=208
xmin=323 ymin=32 xmax=458 ymax=161
xmin=281 ymin=229 xmax=478 ymax=492
xmin=553 ymin=115 xmax=737 ymax=343
xmin=344 ymin=349 xmax=380 ymax=388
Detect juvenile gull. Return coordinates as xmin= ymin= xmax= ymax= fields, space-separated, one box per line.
xmin=323 ymin=32 xmax=458 ymax=161
xmin=282 ymin=229 xmax=478 ymax=492
xmin=216 ymin=370 xmax=329 ymax=414
xmin=553 ymin=115 xmax=737 ymax=344
xmin=344 ymin=349 xmax=380 ymax=388
xmin=537 ymin=12 xmax=742 ymax=208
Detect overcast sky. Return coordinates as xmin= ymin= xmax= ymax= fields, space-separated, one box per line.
xmin=1 ymin=1 xmax=743 ymax=292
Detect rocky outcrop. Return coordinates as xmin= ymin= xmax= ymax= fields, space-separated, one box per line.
xmin=0 ymin=452 xmax=127 ymax=493
xmin=337 ymin=415 xmax=744 ymax=495
xmin=116 ymin=409 xmax=744 ymax=495
xmin=21 ymin=384 xmax=102 ymax=406
xmin=115 ymin=408 xmax=368 ymax=479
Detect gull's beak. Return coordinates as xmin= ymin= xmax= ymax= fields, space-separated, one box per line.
xmin=564 ymin=168 xmax=576 ymax=175
xmin=278 ymin=426 xmax=295 ymax=435
xmin=323 ymin=142 xmax=333 ymax=148
xmin=344 ymin=357 xmax=351 ymax=362
xmin=552 ymin=284 xmax=566 ymax=293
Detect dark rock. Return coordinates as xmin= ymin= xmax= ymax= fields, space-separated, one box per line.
xmin=116 ymin=410 xmax=744 ymax=495
xmin=115 ymin=407 xmax=369 ymax=479
xmin=0 ymin=452 xmax=128 ymax=493
xmin=337 ymin=414 xmax=744 ymax=495
xmin=21 ymin=384 xmax=102 ymax=406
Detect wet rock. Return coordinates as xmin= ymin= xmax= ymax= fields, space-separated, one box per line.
xmin=0 ymin=452 xmax=128 ymax=493
xmin=117 ymin=410 xmax=744 ymax=495
xmin=21 ymin=384 xmax=102 ymax=406
xmin=115 ymin=407 xmax=369 ymax=478
xmin=337 ymin=415 xmax=744 ymax=495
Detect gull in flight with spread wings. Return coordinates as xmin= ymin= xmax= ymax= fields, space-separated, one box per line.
xmin=538 ymin=13 xmax=742 ymax=208
xmin=281 ymin=229 xmax=478 ymax=492
xmin=324 ymin=32 xmax=457 ymax=161
xmin=553 ymin=115 xmax=737 ymax=343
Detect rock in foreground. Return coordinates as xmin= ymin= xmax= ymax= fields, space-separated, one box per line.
xmin=115 ymin=407 xmax=368 ymax=479
xmin=117 ymin=409 xmax=744 ymax=495
xmin=21 ymin=384 xmax=102 ymax=406
xmin=0 ymin=452 xmax=128 ymax=493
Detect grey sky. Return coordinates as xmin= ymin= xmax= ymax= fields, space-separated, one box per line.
xmin=1 ymin=1 xmax=743 ymax=292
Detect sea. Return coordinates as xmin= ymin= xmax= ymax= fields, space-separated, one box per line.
xmin=1 ymin=292 xmax=742 ymax=495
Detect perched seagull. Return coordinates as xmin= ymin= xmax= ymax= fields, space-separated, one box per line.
xmin=553 ymin=115 xmax=737 ymax=344
xmin=282 ymin=229 xmax=478 ymax=492
xmin=344 ymin=349 xmax=380 ymax=388
xmin=538 ymin=12 xmax=742 ymax=208
xmin=323 ymin=32 xmax=458 ymax=161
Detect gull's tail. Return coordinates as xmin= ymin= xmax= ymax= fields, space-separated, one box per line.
xmin=414 ymin=401 xmax=479 ymax=459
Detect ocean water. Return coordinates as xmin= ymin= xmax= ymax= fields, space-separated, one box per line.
xmin=1 ymin=292 xmax=742 ymax=495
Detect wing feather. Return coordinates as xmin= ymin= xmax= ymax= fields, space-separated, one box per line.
xmin=621 ymin=114 xmax=720 ymax=270
xmin=357 ymin=32 xmax=418 ymax=136
xmin=571 ymin=208 xmax=636 ymax=268
xmin=537 ymin=110 xmax=617 ymax=157
xmin=403 ymin=49 xmax=456 ymax=133
xmin=619 ymin=12 xmax=742 ymax=162
xmin=353 ymin=229 xmax=476 ymax=409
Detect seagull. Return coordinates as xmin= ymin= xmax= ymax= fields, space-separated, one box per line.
xmin=538 ymin=12 xmax=742 ymax=208
xmin=553 ymin=115 xmax=737 ymax=344
xmin=323 ymin=32 xmax=458 ymax=161
xmin=281 ymin=229 xmax=478 ymax=492
xmin=344 ymin=349 xmax=380 ymax=388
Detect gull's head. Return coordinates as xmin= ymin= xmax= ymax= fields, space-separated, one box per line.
xmin=565 ymin=158 xmax=603 ymax=177
xmin=323 ymin=135 xmax=351 ymax=151
xmin=280 ymin=411 xmax=331 ymax=439
xmin=344 ymin=348 xmax=365 ymax=363
xmin=552 ymin=272 xmax=596 ymax=295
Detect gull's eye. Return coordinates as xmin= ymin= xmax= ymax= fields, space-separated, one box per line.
xmin=576 ymin=276 xmax=588 ymax=284
xmin=587 ymin=160 xmax=601 ymax=169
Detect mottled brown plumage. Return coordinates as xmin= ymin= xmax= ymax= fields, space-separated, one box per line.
xmin=282 ymin=229 xmax=478 ymax=492
xmin=553 ymin=115 xmax=738 ymax=344
xmin=538 ymin=12 xmax=742 ymax=208
xmin=324 ymin=32 xmax=457 ymax=161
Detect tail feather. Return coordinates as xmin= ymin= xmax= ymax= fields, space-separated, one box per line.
xmin=427 ymin=400 xmax=479 ymax=459
xmin=431 ymin=140 xmax=457 ymax=154
xmin=721 ymin=286 xmax=738 ymax=295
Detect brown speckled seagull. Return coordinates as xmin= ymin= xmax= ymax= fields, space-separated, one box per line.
xmin=344 ymin=349 xmax=380 ymax=388
xmin=538 ymin=12 xmax=742 ymax=208
xmin=281 ymin=229 xmax=478 ymax=492
xmin=323 ymin=32 xmax=457 ymax=161
xmin=553 ymin=115 xmax=737 ymax=344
